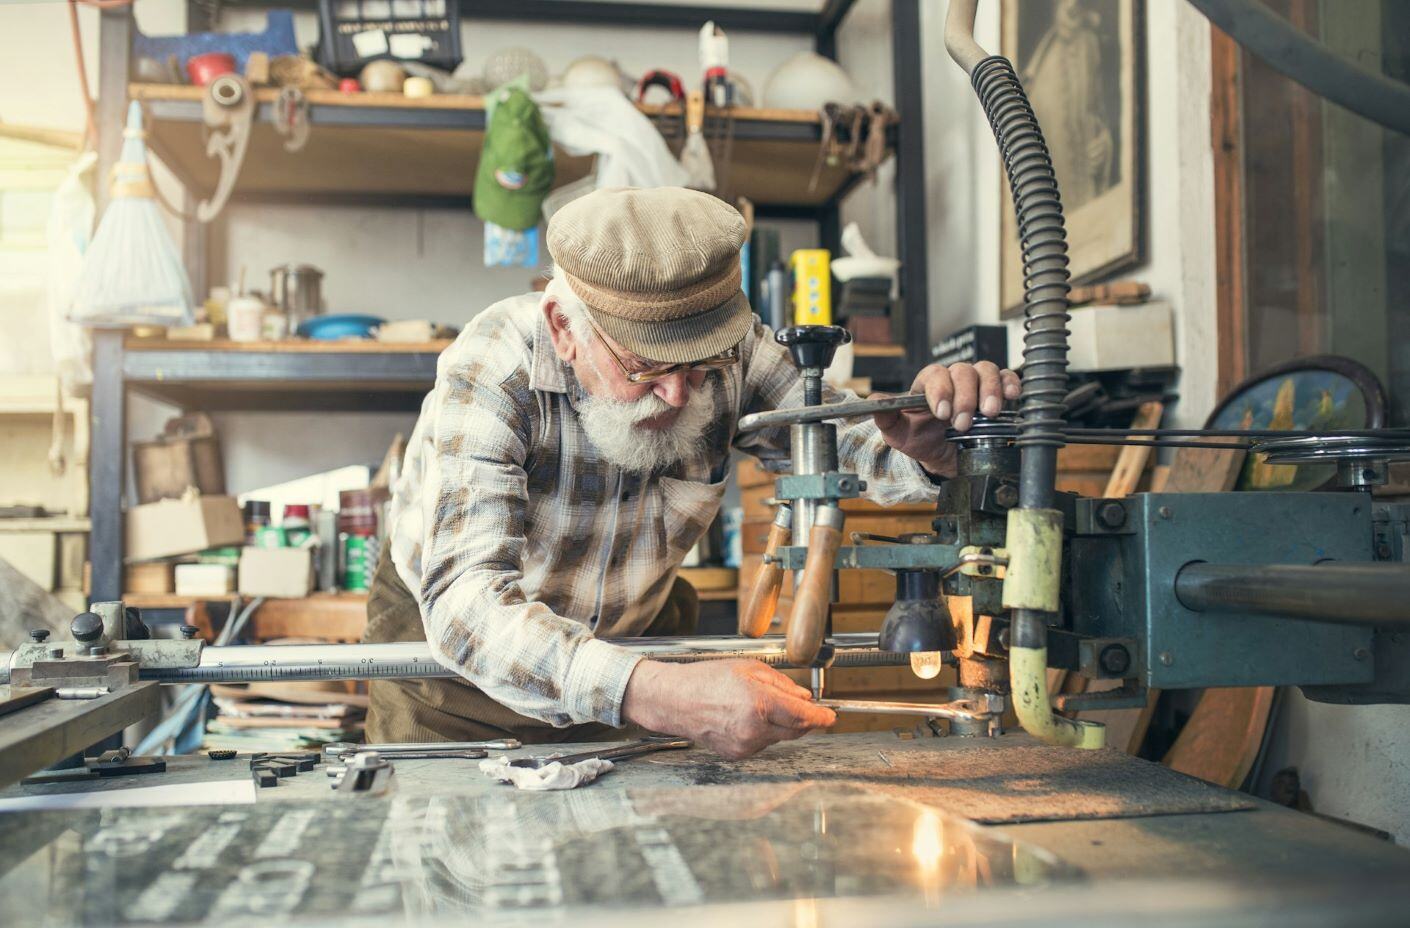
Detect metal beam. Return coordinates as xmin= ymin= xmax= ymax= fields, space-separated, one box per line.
xmin=95 ymin=8 xmax=133 ymax=215
xmin=815 ymin=0 xmax=857 ymax=59
xmin=890 ymin=0 xmax=931 ymax=372
xmin=89 ymin=331 xmax=126 ymax=603
xmin=215 ymin=0 xmax=819 ymax=33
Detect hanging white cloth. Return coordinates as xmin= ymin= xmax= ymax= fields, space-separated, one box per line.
xmin=534 ymin=86 xmax=690 ymax=191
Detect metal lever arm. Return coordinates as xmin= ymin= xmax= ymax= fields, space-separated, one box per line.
xmin=738 ymin=394 xmax=928 ymax=433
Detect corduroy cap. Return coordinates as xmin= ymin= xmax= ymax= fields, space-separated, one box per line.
xmin=546 ymin=186 xmax=752 ymax=364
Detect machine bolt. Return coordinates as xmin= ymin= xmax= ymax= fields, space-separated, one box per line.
xmin=1099 ymin=644 xmax=1131 ymax=675
xmin=1376 ymin=543 xmax=1393 ymax=560
xmin=837 ymin=477 xmax=855 ymax=493
xmin=994 ymin=484 xmax=1019 ymax=509
xmin=180 ymin=625 xmax=200 ymax=640
xmin=1353 ymin=647 xmax=1370 ymax=661
xmin=1096 ymin=501 xmax=1126 ymax=529
xmin=49 ymin=647 xmax=63 ymax=659
xmin=29 ymin=628 xmax=50 ymax=643
xmin=1157 ymin=506 xmax=1173 ymax=520
xmin=1158 ymin=651 xmax=1175 ymax=666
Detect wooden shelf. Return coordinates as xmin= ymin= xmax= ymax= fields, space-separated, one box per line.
xmin=132 ymin=83 xmax=888 ymax=209
xmin=124 ymin=337 xmax=453 ymax=354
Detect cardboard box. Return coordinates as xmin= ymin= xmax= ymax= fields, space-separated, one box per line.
xmin=175 ymin=563 xmax=235 ymax=597
xmin=133 ymin=413 xmax=226 ymax=504
xmin=126 ymin=495 xmax=245 ymax=562
xmin=239 ymin=546 xmax=313 ymax=599
xmin=1005 ymin=302 xmax=1174 ymax=373
xmin=125 ymin=560 xmax=176 ymax=594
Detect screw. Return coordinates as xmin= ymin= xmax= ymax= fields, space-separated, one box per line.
xmin=1159 ymin=651 xmax=1175 ymax=667
xmin=1353 ymin=647 xmax=1370 ymax=661
xmin=1376 ymin=543 xmax=1393 ymax=560
xmin=994 ymin=484 xmax=1019 ymax=509
xmin=49 ymin=646 xmax=63 ymax=659
xmin=838 ymin=478 xmax=855 ymax=493
xmin=29 ymin=628 xmax=50 ymax=643
xmin=1099 ymin=644 xmax=1131 ymax=675
xmin=1096 ymin=501 xmax=1126 ymax=529
xmin=1157 ymin=506 xmax=1173 ymax=520
xmin=180 ymin=625 xmax=199 ymax=640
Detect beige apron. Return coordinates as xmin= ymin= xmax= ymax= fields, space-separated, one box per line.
xmin=363 ymin=544 xmax=698 ymax=743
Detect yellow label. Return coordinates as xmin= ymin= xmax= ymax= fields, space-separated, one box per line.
xmin=790 ymin=249 xmax=831 ymax=326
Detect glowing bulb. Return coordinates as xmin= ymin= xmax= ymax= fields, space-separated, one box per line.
xmin=909 ymin=650 xmax=944 ymax=680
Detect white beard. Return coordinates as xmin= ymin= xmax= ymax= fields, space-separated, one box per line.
xmin=578 ymin=383 xmax=715 ymax=473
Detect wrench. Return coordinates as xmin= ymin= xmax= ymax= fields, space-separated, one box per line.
xmin=507 ymin=737 xmax=691 ymax=770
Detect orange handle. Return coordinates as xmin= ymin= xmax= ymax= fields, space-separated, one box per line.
xmin=739 ymin=511 xmax=791 ymax=637
xmin=785 ymin=507 xmax=844 ymax=666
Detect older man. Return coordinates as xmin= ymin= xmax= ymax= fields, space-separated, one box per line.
xmin=365 ymin=187 xmax=1019 ymax=758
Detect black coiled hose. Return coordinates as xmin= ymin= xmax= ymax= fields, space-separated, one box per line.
xmin=970 ymin=55 xmax=1071 ymax=648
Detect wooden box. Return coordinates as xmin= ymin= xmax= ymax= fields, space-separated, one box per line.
xmin=133 ymin=413 xmax=226 ymax=504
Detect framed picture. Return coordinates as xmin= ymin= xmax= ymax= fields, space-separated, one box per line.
xmin=1000 ymin=0 xmax=1144 ymax=317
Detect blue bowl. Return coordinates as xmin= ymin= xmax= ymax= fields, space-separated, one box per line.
xmin=296 ymin=314 xmax=387 ymax=340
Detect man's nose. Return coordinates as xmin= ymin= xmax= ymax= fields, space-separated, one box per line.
xmin=652 ymin=371 xmax=692 ymax=408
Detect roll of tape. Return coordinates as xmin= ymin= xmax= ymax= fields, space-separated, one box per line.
xmin=403 ymin=77 xmax=435 ymax=99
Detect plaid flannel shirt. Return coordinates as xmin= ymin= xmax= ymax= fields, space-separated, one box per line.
xmin=388 ymin=293 xmax=939 ymax=727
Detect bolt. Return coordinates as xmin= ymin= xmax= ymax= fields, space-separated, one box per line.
xmin=49 ymin=646 xmax=63 ymax=659
xmin=838 ymin=478 xmax=855 ymax=493
xmin=1376 ymin=543 xmax=1393 ymax=560
xmin=1096 ymin=501 xmax=1127 ymax=529
xmin=1353 ymin=647 xmax=1370 ymax=661
xmin=1159 ymin=651 xmax=1175 ymax=667
xmin=71 ymin=611 xmax=103 ymax=643
xmin=180 ymin=625 xmax=199 ymax=640
xmin=29 ymin=628 xmax=50 ymax=643
xmin=994 ymin=484 xmax=1019 ymax=509
xmin=1157 ymin=506 xmax=1173 ymax=521
xmin=1099 ymin=644 xmax=1131 ymax=675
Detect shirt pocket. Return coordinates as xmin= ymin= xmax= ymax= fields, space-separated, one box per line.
xmin=657 ymin=475 xmax=728 ymax=562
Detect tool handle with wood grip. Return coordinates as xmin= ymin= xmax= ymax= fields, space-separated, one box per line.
xmin=740 ymin=506 xmax=792 ymax=637
xmin=786 ymin=505 xmax=845 ymax=666
xmin=685 ymin=89 xmax=705 ymax=132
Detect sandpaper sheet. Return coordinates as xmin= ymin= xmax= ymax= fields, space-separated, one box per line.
xmin=645 ymin=736 xmax=1257 ymax=824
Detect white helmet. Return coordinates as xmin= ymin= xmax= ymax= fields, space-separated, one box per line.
xmin=762 ymin=51 xmax=858 ymax=110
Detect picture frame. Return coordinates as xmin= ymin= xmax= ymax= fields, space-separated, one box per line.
xmin=1000 ymin=0 xmax=1144 ymax=317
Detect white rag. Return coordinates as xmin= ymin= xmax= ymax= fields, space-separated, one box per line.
xmin=479 ymin=755 xmax=614 ymax=791
xmin=534 ymin=86 xmax=690 ymax=190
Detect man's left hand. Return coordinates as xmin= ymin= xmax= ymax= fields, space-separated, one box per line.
xmin=872 ymin=361 xmax=1021 ymax=479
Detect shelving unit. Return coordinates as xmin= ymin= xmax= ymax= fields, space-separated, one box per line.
xmin=88 ymin=0 xmax=932 ymax=604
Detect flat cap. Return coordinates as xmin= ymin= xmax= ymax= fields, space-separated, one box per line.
xmin=547 ymin=186 xmax=752 ymax=364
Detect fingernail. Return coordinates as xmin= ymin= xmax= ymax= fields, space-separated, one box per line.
xmin=935 ymin=400 xmax=952 ymax=420
xmin=982 ymin=396 xmax=1001 ymax=416
xmin=954 ymin=412 xmax=972 ymax=431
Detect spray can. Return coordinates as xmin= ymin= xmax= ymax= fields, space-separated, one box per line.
xmin=765 ymin=261 xmax=790 ymax=331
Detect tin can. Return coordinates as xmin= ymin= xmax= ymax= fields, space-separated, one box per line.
xmin=253 ymin=525 xmax=286 ymax=548
xmin=341 ymin=533 xmax=370 ymax=591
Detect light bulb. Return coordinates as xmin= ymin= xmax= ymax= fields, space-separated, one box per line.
xmin=909 ymin=650 xmax=944 ymax=680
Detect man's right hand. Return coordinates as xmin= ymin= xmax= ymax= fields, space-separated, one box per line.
xmin=622 ymin=659 xmax=836 ymax=759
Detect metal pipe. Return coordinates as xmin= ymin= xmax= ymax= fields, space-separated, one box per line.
xmin=131 ymin=634 xmax=903 ymax=685
xmin=1175 ymin=562 xmax=1410 ymax=627
xmin=944 ymin=0 xmax=985 ymax=75
xmin=790 ymin=421 xmax=838 ymax=559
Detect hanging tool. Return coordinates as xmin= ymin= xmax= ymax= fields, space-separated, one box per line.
xmin=506 ymin=737 xmax=691 ymax=770
xmin=198 ymin=73 xmax=255 ymax=222
xmin=679 ymin=90 xmax=715 ymax=191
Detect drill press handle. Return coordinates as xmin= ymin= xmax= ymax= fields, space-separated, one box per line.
xmin=739 ymin=506 xmax=792 ymax=638
xmin=785 ymin=505 xmax=845 ymax=665
xmin=775 ymin=325 xmax=851 ymax=372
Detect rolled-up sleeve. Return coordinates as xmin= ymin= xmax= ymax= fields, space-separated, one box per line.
xmin=417 ymin=357 xmax=641 ymax=727
xmin=732 ymin=319 xmax=938 ymax=506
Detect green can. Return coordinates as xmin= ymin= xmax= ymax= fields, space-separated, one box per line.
xmin=341 ymin=533 xmax=370 ymax=592
xmin=253 ymin=525 xmax=287 ymax=548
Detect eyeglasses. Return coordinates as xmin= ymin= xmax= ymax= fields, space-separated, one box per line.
xmin=588 ymin=318 xmax=740 ymax=384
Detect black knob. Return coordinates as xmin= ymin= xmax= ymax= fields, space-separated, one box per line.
xmin=180 ymin=625 xmax=199 ymax=640
xmin=71 ymin=611 xmax=104 ymax=643
xmin=776 ymin=325 xmax=851 ymax=371
xmin=29 ymin=628 xmax=50 ymax=643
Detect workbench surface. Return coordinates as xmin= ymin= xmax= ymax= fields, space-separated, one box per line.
xmin=1 ymin=732 xmax=1406 ymax=927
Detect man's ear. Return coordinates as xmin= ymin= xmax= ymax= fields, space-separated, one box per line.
xmin=541 ymin=297 xmax=577 ymax=363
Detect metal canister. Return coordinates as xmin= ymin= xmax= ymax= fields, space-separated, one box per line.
xmin=269 ymin=264 xmax=324 ymax=327
xmin=341 ymin=533 xmax=370 ymax=592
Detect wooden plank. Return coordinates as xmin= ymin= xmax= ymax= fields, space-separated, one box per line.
xmin=1102 ymin=402 xmax=1165 ymax=498
xmin=1211 ymin=25 xmax=1248 ymax=398
xmin=1162 ymin=438 xmax=1247 ymax=493
xmin=1057 ymin=443 xmax=1122 ymax=472
xmin=249 ymin=593 xmax=370 ymax=642
xmin=125 ymin=338 xmax=453 ymax=354
xmin=679 ymin=566 xmax=737 ymax=592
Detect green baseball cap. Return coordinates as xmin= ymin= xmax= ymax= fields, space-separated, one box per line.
xmin=474 ymin=86 xmax=554 ymax=231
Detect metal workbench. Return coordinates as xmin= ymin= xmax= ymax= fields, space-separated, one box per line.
xmin=2 ymin=732 xmax=1406 ymax=926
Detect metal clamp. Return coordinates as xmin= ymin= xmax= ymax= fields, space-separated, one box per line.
xmin=198 ymin=74 xmax=255 ymax=223
xmin=773 ymin=472 xmax=866 ymax=501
